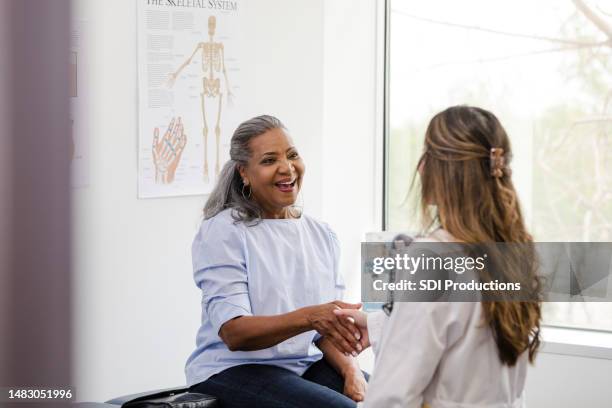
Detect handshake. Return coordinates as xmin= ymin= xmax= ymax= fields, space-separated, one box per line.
xmin=303 ymin=301 xmax=369 ymax=357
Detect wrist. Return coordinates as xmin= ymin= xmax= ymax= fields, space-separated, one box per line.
xmin=294 ymin=306 xmax=313 ymax=331
xmin=340 ymin=360 xmax=361 ymax=378
xmin=155 ymin=168 xmax=169 ymax=184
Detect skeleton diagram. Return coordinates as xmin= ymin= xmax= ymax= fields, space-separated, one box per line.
xmin=168 ymin=15 xmax=233 ymax=182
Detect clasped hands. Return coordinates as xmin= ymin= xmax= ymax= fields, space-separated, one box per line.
xmin=305 ymin=301 xmax=369 ymax=357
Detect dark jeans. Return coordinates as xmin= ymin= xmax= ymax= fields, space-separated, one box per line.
xmin=189 ymin=359 xmax=369 ymax=408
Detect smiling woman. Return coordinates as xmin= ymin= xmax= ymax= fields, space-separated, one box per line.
xmin=237 ymin=126 xmax=304 ymax=219
xmin=186 ymin=115 xmax=369 ymax=408
xmin=203 ymin=116 xmax=304 ymax=223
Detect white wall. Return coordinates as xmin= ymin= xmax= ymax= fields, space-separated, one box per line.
xmin=322 ymin=0 xmax=382 ymax=303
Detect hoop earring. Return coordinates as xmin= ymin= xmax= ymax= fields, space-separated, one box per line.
xmin=241 ymin=184 xmax=252 ymax=199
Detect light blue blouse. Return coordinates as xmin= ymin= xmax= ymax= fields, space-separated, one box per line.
xmin=185 ymin=208 xmax=344 ymax=386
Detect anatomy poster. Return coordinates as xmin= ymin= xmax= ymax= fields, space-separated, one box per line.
xmin=137 ymin=0 xmax=244 ymax=198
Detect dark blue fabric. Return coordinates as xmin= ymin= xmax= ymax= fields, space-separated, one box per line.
xmin=189 ymin=359 xmax=369 ymax=408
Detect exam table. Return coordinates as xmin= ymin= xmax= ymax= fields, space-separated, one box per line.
xmin=73 ymin=386 xmax=219 ymax=407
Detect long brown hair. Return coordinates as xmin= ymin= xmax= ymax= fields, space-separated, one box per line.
xmin=418 ymin=105 xmax=542 ymax=365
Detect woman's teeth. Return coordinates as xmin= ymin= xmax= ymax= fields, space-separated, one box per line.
xmin=276 ymin=180 xmax=296 ymax=190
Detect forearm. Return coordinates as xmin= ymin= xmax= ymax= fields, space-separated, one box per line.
xmin=220 ymin=301 xmax=363 ymax=355
xmin=318 ymin=336 xmax=361 ymax=378
xmin=219 ymin=308 xmax=311 ymax=351
xmin=174 ymin=47 xmax=200 ymax=76
xmin=174 ymin=60 xmax=190 ymax=77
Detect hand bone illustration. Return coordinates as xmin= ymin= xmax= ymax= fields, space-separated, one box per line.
xmin=152 ymin=117 xmax=187 ymax=184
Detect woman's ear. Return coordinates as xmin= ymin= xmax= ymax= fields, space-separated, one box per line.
xmin=237 ymin=164 xmax=249 ymax=186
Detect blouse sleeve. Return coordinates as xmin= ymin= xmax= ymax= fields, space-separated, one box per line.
xmin=192 ymin=214 xmax=253 ymax=335
xmin=313 ymin=224 xmax=344 ymax=345
xmin=362 ymin=302 xmax=472 ymax=408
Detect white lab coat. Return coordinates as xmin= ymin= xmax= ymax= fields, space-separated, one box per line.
xmin=360 ymin=230 xmax=528 ymax=408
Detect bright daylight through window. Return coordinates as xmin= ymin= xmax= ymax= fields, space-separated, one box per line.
xmin=385 ymin=0 xmax=612 ymax=331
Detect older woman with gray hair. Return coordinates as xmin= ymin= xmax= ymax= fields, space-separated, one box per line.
xmin=185 ymin=115 xmax=368 ymax=407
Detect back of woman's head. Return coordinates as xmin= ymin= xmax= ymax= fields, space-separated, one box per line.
xmin=420 ymin=105 xmax=525 ymax=243
xmin=419 ymin=105 xmax=541 ymax=365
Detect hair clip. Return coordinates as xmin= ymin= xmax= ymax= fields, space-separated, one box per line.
xmin=490 ymin=147 xmax=505 ymax=178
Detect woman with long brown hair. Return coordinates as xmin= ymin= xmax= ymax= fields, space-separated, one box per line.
xmin=337 ymin=105 xmax=542 ymax=407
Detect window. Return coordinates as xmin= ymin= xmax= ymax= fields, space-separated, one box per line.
xmin=385 ymin=0 xmax=612 ymax=331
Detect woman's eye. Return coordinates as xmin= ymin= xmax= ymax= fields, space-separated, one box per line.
xmin=288 ymin=152 xmax=299 ymax=159
xmin=261 ymin=158 xmax=275 ymax=164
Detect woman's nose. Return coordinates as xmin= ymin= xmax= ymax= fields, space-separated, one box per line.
xmin=277 ymin=158 xmax=295 ymax=174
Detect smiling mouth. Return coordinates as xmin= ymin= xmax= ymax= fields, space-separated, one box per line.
xmin=275 ymin=179 xmax=297 ymax=192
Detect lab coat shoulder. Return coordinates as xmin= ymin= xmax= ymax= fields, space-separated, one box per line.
xmin=392 ymin=301 xmax=477 ymax=348
xmin=368 ymin=302 xmax=476 ymax=356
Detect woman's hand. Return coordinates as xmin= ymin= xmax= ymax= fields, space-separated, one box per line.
xmin=152 ymin=117 xmax=187 ymax=184
xmin=343 ymin=369 xmax=368 ymax=402
xmin=302 ymin=301 xmax=363 ymax=356
xmin=334 ymin=308 xmax=370 ymax=349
